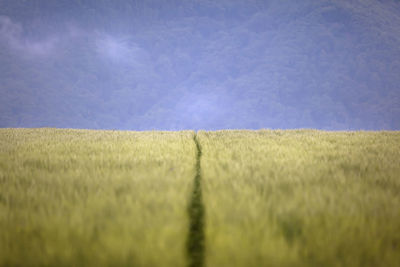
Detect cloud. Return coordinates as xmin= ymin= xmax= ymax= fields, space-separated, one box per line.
xmin=0 ymin=15 xmax=150 ymax=66
xmin=0 ymin=16 xmax=58 ymax=56
xmin=94 ymin=33 xmax=146 ymax=66
xmin=171 ymin=88 xmax=234 ymax=129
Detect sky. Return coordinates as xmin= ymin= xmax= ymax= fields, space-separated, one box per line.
xmin=1 ymin=0 xmax=400 ymax=130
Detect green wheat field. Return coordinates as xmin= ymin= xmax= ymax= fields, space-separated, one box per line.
xmin=1 ymin=128 xmax=399 ymax=267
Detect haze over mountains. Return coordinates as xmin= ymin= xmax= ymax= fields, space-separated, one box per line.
xmin=1 ymin=0 xmax=399 ymax=130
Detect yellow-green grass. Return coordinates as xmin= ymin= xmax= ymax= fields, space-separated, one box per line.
xmin=2 ymin=128 xmax=400 ymax=267
xmin=198 ymin=130 xmax=400 ymax=267
xmin=0 ymin=128 xmax=196 ymax=267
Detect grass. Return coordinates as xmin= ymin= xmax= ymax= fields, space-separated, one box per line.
xmin=0 ymin=128 xmax=196 ymax=267
xmin=198 ymin=130 xmax=400 ymax=267
xmin=1 ymin=128 xmax=400 ymax=267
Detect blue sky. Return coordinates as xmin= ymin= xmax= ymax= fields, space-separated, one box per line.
xmin=1 ymin=0 xmax=400 ymax=130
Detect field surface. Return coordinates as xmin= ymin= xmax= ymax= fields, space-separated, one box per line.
xmin=0 ymin=129 xmax=196 ymax=267
xmin=1 ymin=128 xmax=400 ymax=267
xmin=198 ymin=130 xmax=400 ymax=267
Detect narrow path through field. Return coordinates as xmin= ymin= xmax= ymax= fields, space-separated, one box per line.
xmin=186 ymin=132 xmax=205 ymax=267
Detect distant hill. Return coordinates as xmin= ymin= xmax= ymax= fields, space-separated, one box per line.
xmin=1 ymin=0 xmax=399 ymax=130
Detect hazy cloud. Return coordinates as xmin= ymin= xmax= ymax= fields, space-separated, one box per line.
xmin=0 ymin=16 xmax=58 ymax=56
xmin=95 ymin=33 xmax=148 ymax=67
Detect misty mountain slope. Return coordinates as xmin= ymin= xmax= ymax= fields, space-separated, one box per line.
xmin=1 ymin=0 xmax=399 ymax=130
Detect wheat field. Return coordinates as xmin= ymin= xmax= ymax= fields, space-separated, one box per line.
xmin=0 ymin=128 xmax=196 ymax=267
xmin=1 ymin=128 xmax=399 ymax=267
xmin=199 ymin=130 xmax=400 ymax=267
